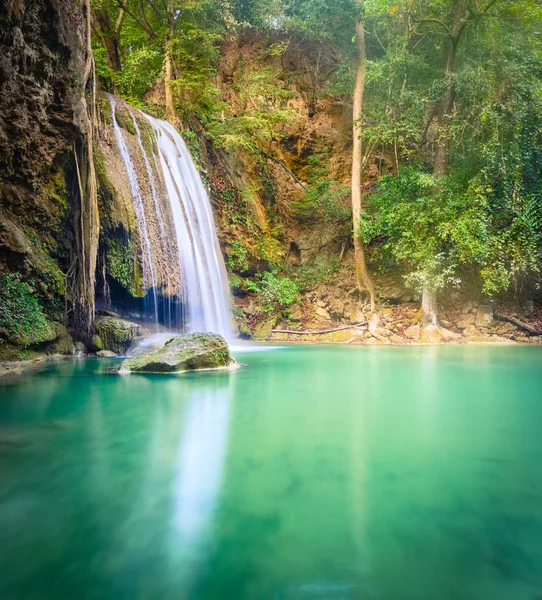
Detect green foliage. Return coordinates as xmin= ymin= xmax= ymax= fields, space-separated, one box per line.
xmin=247 ymin=271 xmax=300 ymax=312
xmin=106 ymin=237 xmax=143 ymax=297
xmin=295 ymin=142 xmax=351 ymax=223
xmin=285 ymin=255 xmax=340 ymax=291
xmin=227 ymin=241 xmax=250 ymax=272
xmin=116 ymin=45 xmax=163 ymax=105
xmin=208 ymin=62 xmax=298 ymax=152
xmin=0 ymin=273 xmax=55 ymax=347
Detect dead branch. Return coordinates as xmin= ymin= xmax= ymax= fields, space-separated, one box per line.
xmin=272 ymin=322 xmax=366 ymax=335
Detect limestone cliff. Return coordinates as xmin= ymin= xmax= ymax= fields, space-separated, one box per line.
xmin=0 ymin=0 xmax=89 ymax=357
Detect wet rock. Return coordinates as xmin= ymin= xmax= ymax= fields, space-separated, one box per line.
xmin=90 ymin=335 xmax=104 ymax=351
xmin=404 ymin=325 xmax=420 ymax=339
xmin=120 ymin=333 xmax=235 ymax=374
xmin=475 ymin=305 xmax=493 ymax=327
xmin=73 ymin=341 xmax=86 ymax=356
xmin=420 ymin=324 xmax=442 ymax=344
xmin=95 ymin=317 xmax=147 ymax=354
xmin=96 ymin=350 xmax=117 ymax=357
xmin=237 ymin=320 xmax=252 ymax=339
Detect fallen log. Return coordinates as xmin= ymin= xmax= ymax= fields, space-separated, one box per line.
xmin=271 ymin=322 xmax=366 ymax=335
xmin=494 ymin=312 xmax=542 ymax=336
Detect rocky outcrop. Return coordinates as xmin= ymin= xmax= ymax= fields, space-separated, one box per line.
xmin=95 ymin=316 xmax=147 ymax=354
xmin=120 ymin=333 xmax=235 ymax=374
xmin=0 ymin=0 xmax=96 ymax=345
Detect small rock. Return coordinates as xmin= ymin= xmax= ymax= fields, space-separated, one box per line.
xmin=390 ymin=334 xmax=404 ymax=344
xmin=475 ymin=305 xmax=493 ymax=327
xmin=315 ymin=306 xmax=331 ymax=320
xmin=463 ymin=324 xmax=479 ymax=337
xmin=367 ymin=313 xmax=381 ymax=335
xmin=525 ymin=300 xmax=535 ymax=315
xmin=420 ymin=324 xmax=442 ymax=344
xmin=404 ymin=325 xmax=420 ymax=339
xmin=462 ymin=301 xmax=473 ymax=314
xmin=376 ymin=327 xmax=392 ymax=338
xmin=440 ymin=327 xmax=461 ymax=341
xmin=96 ymin=350 xmax=117 ymax=357
xmin=493 ymin=322 xmax=517 ymax=335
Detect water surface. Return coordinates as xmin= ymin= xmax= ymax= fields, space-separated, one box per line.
xmin=1 ymin=345 xmax=542 ymax=599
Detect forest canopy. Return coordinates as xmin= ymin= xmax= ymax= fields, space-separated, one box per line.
xmin=91 ymin=0 xmax=542 ymax=316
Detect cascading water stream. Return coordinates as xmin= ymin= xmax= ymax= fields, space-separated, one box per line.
xmin=108 ymin=95 xmax=233 ymax=340
xmin=109 ymin=96 xmax=159 ymax=327
xmin=141 ymin=113 xmax=233 ymax=340
xmin=130 ymin=113 xmax=180 ymax=329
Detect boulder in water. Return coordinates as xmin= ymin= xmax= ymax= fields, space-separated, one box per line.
xmin=95 ymin=317 xmax=147 ymax=354
xmin=119 ymin=333 xmax=235 ymax=374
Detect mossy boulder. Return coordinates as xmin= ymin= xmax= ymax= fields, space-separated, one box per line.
xmin=253 ymin=317 xmax=277 ymax=341
xmin=90 ymin=335 xmax=104 ymax=351
xmin=95 ymin=317 xmax=146 ymax=354
xmin=119 ymin=333 xmax=235 ymax=374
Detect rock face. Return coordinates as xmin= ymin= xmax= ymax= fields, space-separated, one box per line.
xmin=475 ymin=305 xmax=494 ymax=327
xmin=120 ymin=333 xmax=235 ymax=374
xmin=0 ymin=0 xmax=93 ymax=347
xmin=95 ymin=317 xmax=147 ymax=354
xmin=0 ymin=0 xmax=86 ymax=201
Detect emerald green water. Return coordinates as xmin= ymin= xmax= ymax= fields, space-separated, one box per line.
xmin=1 ymin=345 xmax=542 ymax=599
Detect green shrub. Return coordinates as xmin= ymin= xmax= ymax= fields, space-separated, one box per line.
xmin=0 ymin=273 xmax=55 ymax=346
xmin=248 ymin=272 xmax=300 ymax=313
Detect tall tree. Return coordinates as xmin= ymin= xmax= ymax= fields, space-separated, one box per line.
xmin=351 ymin=0 xmax=376 ymax=309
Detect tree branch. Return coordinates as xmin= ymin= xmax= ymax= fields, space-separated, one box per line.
xmin=272 ymin=322 xmax=366 ymax=335
xmin=260 ymin=150 xmax=308 ymax=191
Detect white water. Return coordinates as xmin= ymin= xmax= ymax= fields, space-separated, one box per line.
xmin=142 ymin=113 xmax=233 ymax=340
xmin=109 ymin=97 xmax=159 ymax=327
xmin=109 ymin=96 xmax=233 ymax=340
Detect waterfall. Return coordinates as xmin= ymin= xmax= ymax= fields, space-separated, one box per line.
xmin=108 ymin=96 xmax=232 ymax=340
xmin=142 ymin=114 xmax=233 ymax=340
xmin=109 ymin=97 xmax=159 ymax=327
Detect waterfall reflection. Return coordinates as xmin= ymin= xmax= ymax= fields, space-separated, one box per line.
xmin=170 ymin=375 xmax=232 ymax=576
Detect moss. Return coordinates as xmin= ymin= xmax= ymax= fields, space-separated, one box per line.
xmin=105 ymin=236 xmax=145 ymax=297
xmin=95 ymin=317 xmax=145 ymax=354
xmin=0 ymin=273 xmax=56 ymax=347
xmin=121 ymin=333 xmax=234 ymax=374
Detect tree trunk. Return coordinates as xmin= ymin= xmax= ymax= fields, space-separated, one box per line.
xmin=92 ymin=8 xmax=122 ymax=72
xmin=433 ymin=37 xmax=457 ymax=177
xmin=422 ymin=288 xmax=438 ymax=325
xmin=68 ymin=0 xmax=99 ymax=344
xmin=164 ymin=2 xmax=177 ymax=122
xmin=351 ymin=0 xmax=375 ymax=310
